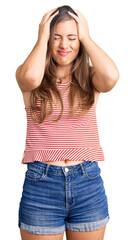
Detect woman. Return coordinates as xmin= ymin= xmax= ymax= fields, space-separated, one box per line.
xmin=16 ymin=5 xmax=119 ymax=240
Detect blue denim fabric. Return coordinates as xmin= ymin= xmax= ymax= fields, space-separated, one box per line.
xmin=18 ymin=160 xmax=110 ymax=235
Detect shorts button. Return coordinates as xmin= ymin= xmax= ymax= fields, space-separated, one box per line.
xmin=65 ymin=167 xmax=69 ymax=172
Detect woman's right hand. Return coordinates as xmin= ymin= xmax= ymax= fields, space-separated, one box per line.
xmin=37 ymin=8 xmax=59 ymax=43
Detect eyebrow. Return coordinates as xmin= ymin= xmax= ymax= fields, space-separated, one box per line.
xmin=54 ymin=34 xmax=78 ymax=37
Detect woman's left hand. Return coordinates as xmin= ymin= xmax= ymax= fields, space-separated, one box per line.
xmin=68 ymin=9 xmax=91 ymax=42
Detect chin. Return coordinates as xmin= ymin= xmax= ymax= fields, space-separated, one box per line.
xmin=55 ymin=57 xmax=75 ymax=66
xmin=59 ymin=61 xmax=72 ymax=65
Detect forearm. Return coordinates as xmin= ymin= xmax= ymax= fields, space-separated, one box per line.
xmin=19 ymin=39 xmax=48 ymax=85
xmin=82 ymin=36 xmax=119 ymax=81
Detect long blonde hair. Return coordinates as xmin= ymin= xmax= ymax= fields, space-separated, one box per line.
xmin=29 ymin=5 xmax=95 ymax=124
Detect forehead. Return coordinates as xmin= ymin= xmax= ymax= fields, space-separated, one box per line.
xmin=54 ymin=19 xmax=78 ymax=34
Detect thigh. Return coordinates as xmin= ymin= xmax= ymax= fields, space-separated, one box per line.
xmin=66 ymin=225 xmax=106 ymax=240
xmin=18 ymin=162 xmax=66 ymax=235
xmin=20 ymin=228 xmax=64 ymax=240
xmin=65 ymin=161 xmax=110 ymax=232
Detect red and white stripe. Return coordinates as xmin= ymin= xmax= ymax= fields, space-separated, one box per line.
xmin=22 ymin=81 xmax=105 ymax=163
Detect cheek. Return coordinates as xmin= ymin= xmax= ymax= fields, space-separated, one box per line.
xmin=72 ymin=41 xmax=80 ymax=51
xmin=51 ymin=42 xmax=59 ymax=51
xmin=73 ymin=46 xmax=80 ymax=56
xmin=51 ymin=47 xmax=58 ymax=57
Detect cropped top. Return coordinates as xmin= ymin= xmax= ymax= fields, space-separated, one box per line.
xmin=21 ymin=80 xmax=105 ymax=163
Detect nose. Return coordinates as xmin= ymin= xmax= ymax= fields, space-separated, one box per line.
xmin=59 ymin=38 xmax=68 ymax=49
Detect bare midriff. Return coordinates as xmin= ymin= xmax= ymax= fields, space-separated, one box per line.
xmin=42 ymin=159 xmax=85 ymax=166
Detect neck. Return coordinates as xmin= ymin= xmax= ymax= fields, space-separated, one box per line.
xmin=56 ymin=65 xmax=72 ymax=83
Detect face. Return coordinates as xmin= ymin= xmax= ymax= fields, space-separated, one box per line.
xmin=50 ymin=19 xmax=80 ymax=67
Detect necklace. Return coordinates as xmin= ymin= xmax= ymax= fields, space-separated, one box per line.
xmin=56 ymin=73 xmax=72 ymax=84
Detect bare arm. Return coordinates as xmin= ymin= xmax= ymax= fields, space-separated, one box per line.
xmin=16 ymin=40 xmax=48 ymax=92
xmin=15 ymin=8 xmax=59 ymax=92
xmin=68 ymin=9 xmax=119 ymax=93
xmin=82 ymin=37 xmax=119 ymax=93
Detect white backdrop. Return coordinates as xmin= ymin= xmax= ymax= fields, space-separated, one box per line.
xmin=0 ymin=0 xmax=135 ymax=239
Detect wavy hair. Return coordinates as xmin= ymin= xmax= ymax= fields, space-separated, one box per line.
xmin=29 ymin=5 xmax=95 ymax=124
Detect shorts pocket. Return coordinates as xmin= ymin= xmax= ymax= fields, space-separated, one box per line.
xmin=84 ymin=161 xmax=101 ymax=180
xmin=25 ymin=166 xmax=45 ymax=182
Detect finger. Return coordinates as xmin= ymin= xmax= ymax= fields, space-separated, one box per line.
xmin=47 ymin=10 xmax=59 ymax=22
xmin=41 ymin=8 xmax=58 ymax=22
xmin=42 ymin=12 xmax=59 ymax=25
xmin=73 ymin=9 xmax=83 ymax=18
xmin=47 ymin=8 xmax=58 ymax=15
xmin=68 ymin=11 xmax=79 ymax=22
xmin=50 ymin=8 xmax=59 ymax=17
xmin=41 ymin=8 xmax=57 ymax=20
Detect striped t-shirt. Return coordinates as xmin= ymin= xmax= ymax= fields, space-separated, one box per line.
xmin=21 ymin=80 xmax=105 ymax=163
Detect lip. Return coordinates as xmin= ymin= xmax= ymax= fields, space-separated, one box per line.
xmin=58 ymin=51 xmax=71 ymax=56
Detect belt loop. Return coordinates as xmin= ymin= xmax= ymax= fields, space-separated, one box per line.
xmin=44 ymin=164 xmax=50 ymax=177
xmin=80 ymin=163 xmax=86 ymax=176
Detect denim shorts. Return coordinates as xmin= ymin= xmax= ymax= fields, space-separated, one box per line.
xmin=18 ymin=160 xmax=110 ymax=235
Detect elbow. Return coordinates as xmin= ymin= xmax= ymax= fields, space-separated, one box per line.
xmin=99 ymin=71 xmax=119 ymax=93
xmin=111 ymin=69 xmax=120 ymax=86
xmin=110 ymin=69 xmax=120 ymax=83
xmin=25 ymin=70 xmax=43 ymax=86
xmin=25 ymin=70 xmax=38 ymax=84
xmin=91 ymin=69 xmax=120 ymax=93
xmin=24 ymin=70 xmax=43 ymax=88
xmin=104 ymin=71 xmax=119 ymax=92
xmin=16 ymin=66 xmax=36 ymax=84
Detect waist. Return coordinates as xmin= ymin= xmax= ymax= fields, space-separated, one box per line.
xmin=42 ymin=159 xmax=85 ymax=166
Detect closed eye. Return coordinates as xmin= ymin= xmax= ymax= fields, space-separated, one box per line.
xmin=54 ymin=38 xmax=76 ymax=41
